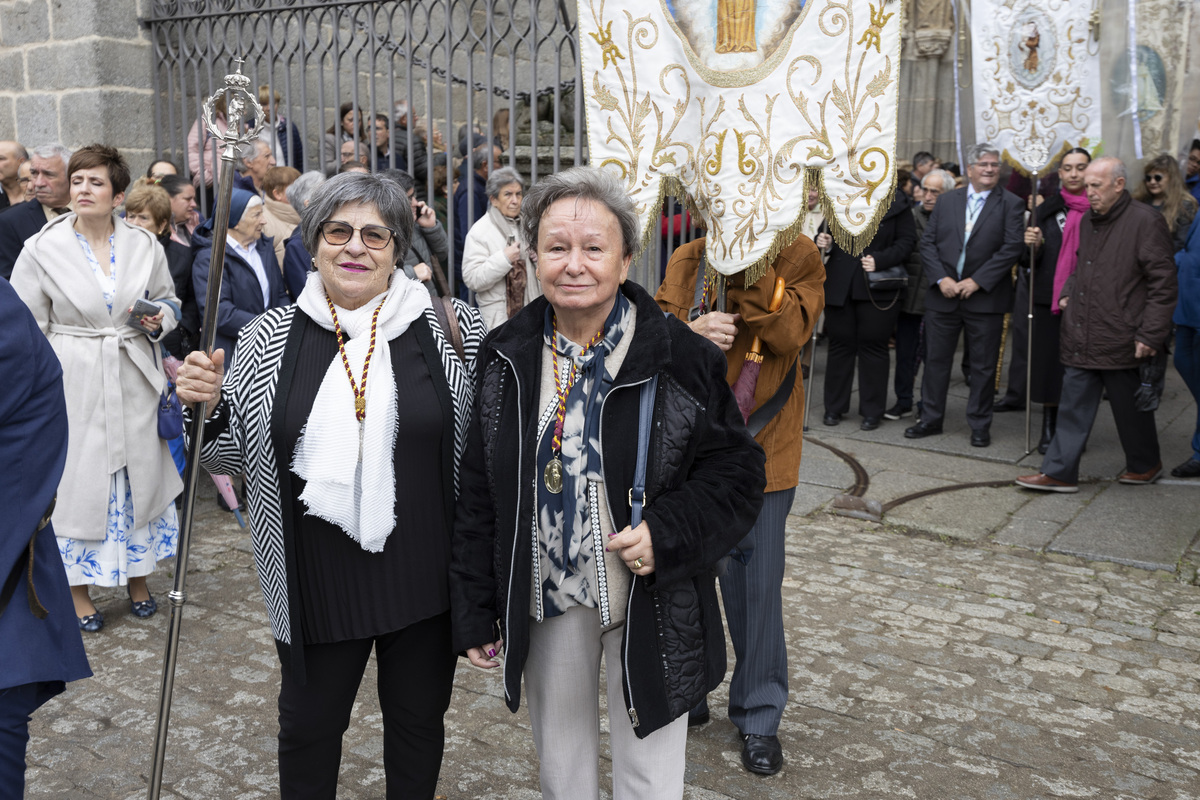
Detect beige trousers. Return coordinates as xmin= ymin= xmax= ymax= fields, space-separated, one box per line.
xmin=523 ymin=605 xmax=688 ymax=800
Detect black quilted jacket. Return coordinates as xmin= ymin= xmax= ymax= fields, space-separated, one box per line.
xmin=449 ymin=281 xmax=766 ymax=738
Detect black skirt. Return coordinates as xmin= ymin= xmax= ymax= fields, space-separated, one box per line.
xmin=1029 ymin=304 xmax=1064 ymax=405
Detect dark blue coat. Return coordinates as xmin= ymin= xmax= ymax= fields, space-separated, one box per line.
xmin=452 ymin=169 xmax=489 ymax=280
xmin=0 ymin=278 xmax=91 ymax=693
xmin=0 ymin=200 xmax=49 ymax=281
xmin=191 ymin=230 xmax=291 ymax=361
xmin=1175 ymin=212 xmax=1200 ymax=329
xmin=282 ymin=225 xmax=311 ymax=301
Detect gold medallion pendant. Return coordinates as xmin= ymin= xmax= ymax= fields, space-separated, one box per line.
xmin=544 ymin=457 xmax=564 ymax=494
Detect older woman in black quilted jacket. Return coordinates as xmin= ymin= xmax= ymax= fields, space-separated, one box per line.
xmin=449 ymin=167 xmax=765 ymax=799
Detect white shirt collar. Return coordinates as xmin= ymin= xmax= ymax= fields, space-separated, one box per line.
xmin=966 ymin=185 xmax=992 ymax=205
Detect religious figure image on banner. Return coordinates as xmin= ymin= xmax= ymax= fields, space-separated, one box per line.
xmin=581 ymin=0 xmax=901 ymax=279
xmin=664 ymin=0 xmax=806 ymax=71
xmin=972 ymin=0 xmax=1100 ymax=175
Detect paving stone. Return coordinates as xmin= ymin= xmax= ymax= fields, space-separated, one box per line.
xmin=1049 ymin=483 xmax=1200 ymax=572
xmin=23 ymin=488 xmax=1200 ymax=799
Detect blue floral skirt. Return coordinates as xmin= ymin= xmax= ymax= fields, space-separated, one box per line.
xmin=58 ymin=467 xmax=179 ymax=587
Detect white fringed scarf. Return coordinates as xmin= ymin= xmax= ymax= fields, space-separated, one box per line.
xmin=291 ymin=270 xmax=431 ymax=552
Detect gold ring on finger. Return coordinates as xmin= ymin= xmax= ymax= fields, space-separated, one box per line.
xmin=633 ymin=557 xmax=644 ymax=569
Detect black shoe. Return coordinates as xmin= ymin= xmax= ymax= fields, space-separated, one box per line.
xmin=993 ymin=398 xmax=1024 ymax=413
xmin=1038 ymin=406 xmax=1057 ymax=455
xmin=130 ymin=594 xmax=158 ymax=618
xmin=1171 ymin=458 xmax=1200 ymax=478
xmin=822 ymin=412 xmax=842 ymax=427
xmin=970 ymin=429 xmax=991 ymax=447
xmin=78 ymin=612 xmax=104 ymax=633
xmin=883 ymin=403 xmax=911 ymax=420
xmin=741 ymin=734 xmax=783 ymax=775
xmin=688 ymin=699 xmax=710 ymax=727
xmin=860 ymin=416 xmax=881 ymax=431
xmin=904 ymin=421 xmax=943 ymax=439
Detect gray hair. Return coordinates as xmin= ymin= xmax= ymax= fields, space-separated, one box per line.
xmin=486 ymin=166 xmax=524 ymax=199
xmin=965 ymin=143 xmax=1000 ymax=167
xmin=285 ymin=170 xmax=327 ymax=214
xmin=30 ymin=143 xmax=71 ymax=170
xmin=299 ymin=172 xmax=413 ymax=266
xmin=470 ymin=143 xmax=496 ymax=171
xmin=921 ymin=168 xmax=956 ymax=193
xmin=1091 ymin=155 xmax=1127 ymax=184
xmin=235 ymin=138 xmax=270 ymax=173
xmin=520 ymin=166 xmax=639 ymax=259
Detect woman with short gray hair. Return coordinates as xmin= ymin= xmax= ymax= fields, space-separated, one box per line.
xmin=176 ymin=170 xmax=486 ymax=797
xmin=451 ymin=165 xmax=765 ymax=799
xmin=461 ymin=165 xmax=540 ymax=329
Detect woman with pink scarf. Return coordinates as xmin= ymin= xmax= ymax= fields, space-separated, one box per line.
xmin=1024 ymin=147 xmax=1092 ymax=453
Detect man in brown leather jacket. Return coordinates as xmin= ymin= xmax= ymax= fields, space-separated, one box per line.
xmin=1017 ymin=157 xmax=1178 ymax=492
xmin=657 ymin=235 xmax=825 ymax=774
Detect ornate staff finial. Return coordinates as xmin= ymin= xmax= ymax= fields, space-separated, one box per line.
xmin=202 ymin=54 xmax=266 ymax=143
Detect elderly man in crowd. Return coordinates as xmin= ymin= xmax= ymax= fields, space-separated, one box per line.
xmin=234 ymin=138 xmax=276 ymax=197
xmin=889 ymin=168 xmax=956 ymax=420
xmin=0 ymin=140 xmax=28 ymax=213
xmin=1017 ymin=157 xmax=1178 ymax=492
xmin=0 ymin=144 xmax=72 ymax=281
xmin=906 ymin=143 xmax=1024 ymax=447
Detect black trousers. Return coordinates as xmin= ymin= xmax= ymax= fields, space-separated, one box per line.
xmin=823 ymin=299 xmax=902 ymax=418
xmin=892 ymin=311 xmax=924 ymax=408
xmin=1041 ymin=367 xmax=1160 ymax=483
xmin=277 ymin=612 xmax=456 ymax=800
xmin=920 ymin=307 xmax=1004 ymax=431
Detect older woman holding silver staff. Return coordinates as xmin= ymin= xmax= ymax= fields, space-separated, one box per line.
xmin=177 ymin=171 xmax=486 ymax=798
xmin=450 ymin=167 xmax=765 ymax=798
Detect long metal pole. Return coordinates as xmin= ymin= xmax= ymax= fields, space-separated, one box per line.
xmin=1025 ymin=170 xmax=1039 ymax=455
xmin=147 ymin=58 xmax=264 ymax=800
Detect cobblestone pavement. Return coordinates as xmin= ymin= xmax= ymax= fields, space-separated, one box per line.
xmin=25 ymin=482 xmax=1200 ymax=799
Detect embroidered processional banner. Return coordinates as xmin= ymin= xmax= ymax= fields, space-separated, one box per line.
xmin=971 ymin=0 xmax=1101 ymax=175
xmin=579 ymin=0 xmax=901 ymax=278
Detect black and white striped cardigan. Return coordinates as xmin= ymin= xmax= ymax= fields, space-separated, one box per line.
xmin=195 ymin=300 xmax=485 ymax=654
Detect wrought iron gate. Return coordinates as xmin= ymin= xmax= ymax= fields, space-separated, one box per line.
xmin=141 ymin=0 xmax=694 ymax=291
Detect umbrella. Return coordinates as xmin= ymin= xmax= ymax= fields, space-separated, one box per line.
xmin=732 ymin=277 xmax=787 ymax=422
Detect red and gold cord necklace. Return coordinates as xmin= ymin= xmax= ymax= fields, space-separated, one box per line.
xmin=326 ymin=294 xmax=384 ymax=422
xmin=544 ymin=314 xmax=605 ymax=494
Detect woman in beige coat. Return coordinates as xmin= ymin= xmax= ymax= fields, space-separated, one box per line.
xmin=11 ymin=144 xmax=183 ymax=633
xmin=461 ymin=166 xmax=540 ymax=330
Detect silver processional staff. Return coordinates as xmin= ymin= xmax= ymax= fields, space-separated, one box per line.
xmin=147 ymin=57 xmax=266 ymax=800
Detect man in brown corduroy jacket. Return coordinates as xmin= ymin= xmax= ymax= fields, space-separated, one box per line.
xmin=657 ymin=233 xmax=824 ymax=775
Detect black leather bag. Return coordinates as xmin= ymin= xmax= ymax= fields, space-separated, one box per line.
xmin=865 ymin=265 xmax=908 ymax=292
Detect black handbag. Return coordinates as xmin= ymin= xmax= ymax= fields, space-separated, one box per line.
xmin=865 ymin=265 xmax=908 ymax=292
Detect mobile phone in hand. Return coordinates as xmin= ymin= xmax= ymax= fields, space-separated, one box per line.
xmin=125 ymin=298 xmax=160 ymax=328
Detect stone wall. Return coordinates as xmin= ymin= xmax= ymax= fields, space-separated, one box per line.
xmin=0 ymin=0 xmax=155 ymax=174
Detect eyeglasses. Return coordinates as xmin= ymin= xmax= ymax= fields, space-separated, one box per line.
xmin=1144 ymin=173 xmax=1166 ymax=183
xmin=319 ymin=221 xmax=396 ymax=250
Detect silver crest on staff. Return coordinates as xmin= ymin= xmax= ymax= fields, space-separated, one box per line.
xmin=1020 ymin=138 xmax=1050 ymax=457
xmin=147 ymin=57 xmax=265 ymax=800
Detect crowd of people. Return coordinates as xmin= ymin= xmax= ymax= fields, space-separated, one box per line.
xmin=1 ymin=94 xmax=1198 ymax=798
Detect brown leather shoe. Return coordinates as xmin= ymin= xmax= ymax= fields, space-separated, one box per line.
xmin=1118 ymin=462 xmax=1163 ymax=485
xmin=1015 ymin=473 xmax=1079 ymax=493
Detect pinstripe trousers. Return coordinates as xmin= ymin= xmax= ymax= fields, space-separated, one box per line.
xmin=720 ymin=487 xmax=793 ymax=737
